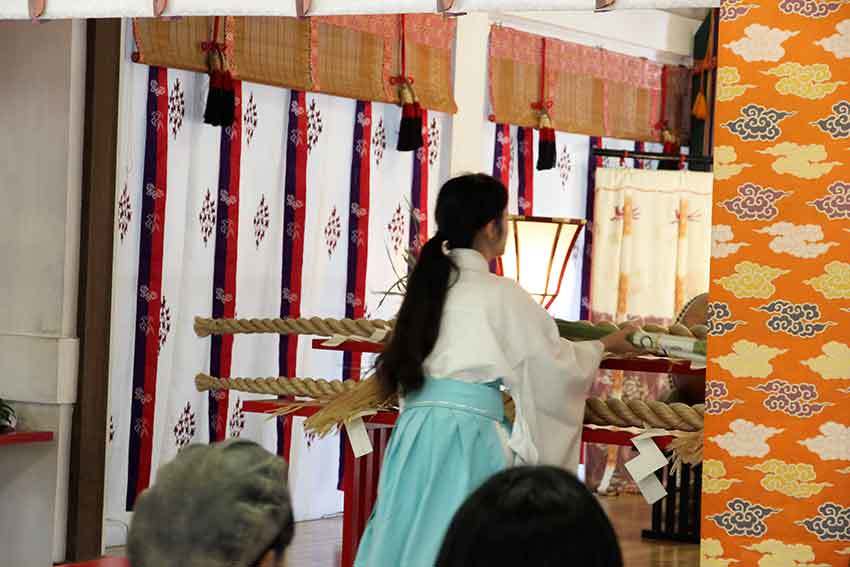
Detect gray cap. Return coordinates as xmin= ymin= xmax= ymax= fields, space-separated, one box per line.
xmin=128 ymin=439 xmax=293 ymax=567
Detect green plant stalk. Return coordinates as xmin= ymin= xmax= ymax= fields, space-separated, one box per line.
xmin=555 ymin=319 xmax=707 ymax=359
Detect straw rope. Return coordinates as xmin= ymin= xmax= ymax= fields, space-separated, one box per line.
xmin=196 ymin=374 xmax=704 ymax=433
xmin=196 ymin=373 xmax=359 ymax=400
xmin=193 ymin=316 xmax=709 ymax=340
xmin=193 ymin=316 xmax=393 ymax=338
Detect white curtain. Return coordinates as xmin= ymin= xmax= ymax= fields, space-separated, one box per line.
xmin=106 ymin=40 xmax=450 ymax=545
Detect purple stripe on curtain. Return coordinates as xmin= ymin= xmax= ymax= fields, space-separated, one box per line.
xmin=579 ymin=136 xmax=602 ymax=321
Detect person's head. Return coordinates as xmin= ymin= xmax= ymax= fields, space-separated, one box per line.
xmin=128 ymin=439 xmax=294 ymax=567
xmin=377 ymin=173 xmax=509 ymax=397
xmin=436 ymin=466 xmax=623 ymax=567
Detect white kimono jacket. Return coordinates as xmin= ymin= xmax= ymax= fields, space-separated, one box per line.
xmin=422 ymin=249 xmax=604 ymax=472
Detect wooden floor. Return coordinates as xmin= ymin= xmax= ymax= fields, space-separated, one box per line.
xmin=107 ymin=495 xmax=698 ymax=566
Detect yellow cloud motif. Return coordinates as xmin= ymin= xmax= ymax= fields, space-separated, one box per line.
xmin=758 ymin=142 xmax=841 ymax=180
xmin=702 ymin=538 xmax=738 ymax=567
xmin=715 ymin=340 xmax=788 ymax=378
xmin=839 ymin=466 xmax=850 ymax=475
xmin=748 ymin=460 xmax=832 ymax=499
xmin=715 ymin=261 xmax=789 ymax=299
xmin=763 ymin=62 xmax=846 ymax=100
xmin=745 ymin=540 xmax=830 ymax=567
xmin=801 ymin=341 xmax=850 ymax=379
xmin=714 ymin=146 xmax=752 ymax=180
xmin=838 ymin=547 xmax=850 ymax=556
xmin=703 ymin=459 xmax=742 ymax=494
xmin=717 ymin=67 xmax=757 ymax=102
xmin=805 ymin=261 xmax=850 ymax=299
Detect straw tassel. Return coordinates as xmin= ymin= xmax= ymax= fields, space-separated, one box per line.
xmin=396 ymin=81 xmax=423 ymax=152
xmin=536 ymin=111 xmax=556 ymax=171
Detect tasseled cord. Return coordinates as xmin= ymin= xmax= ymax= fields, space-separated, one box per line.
xmin=691 ymin=9 xmax=715 ymax=121
xmin=537 ymin=111 xmax=556 ymax=170
xmin=396 ymin=80 xmax=423 ymax=152
xmin=394 ymin=14 xmax=423 ymax=152
xmin=535 ymin=37 xmax=556 ymax=171
xmin=202 ymin=17 xmax=235 ymax=128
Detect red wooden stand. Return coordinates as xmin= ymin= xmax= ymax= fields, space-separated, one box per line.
xmin=241 ymin=339 xmax=704 ymax=566
xmin=242 ymin=401 xmax=672 ymax=567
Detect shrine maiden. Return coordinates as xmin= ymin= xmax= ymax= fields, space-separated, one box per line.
xmin=354 ymin=174 xmax=635 ymax=567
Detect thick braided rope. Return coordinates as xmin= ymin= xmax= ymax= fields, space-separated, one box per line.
xmin=197 ymin=374 xmax=704 ymax=432
xmin=194 ymin=316 xmax=394 ymax=339
xmin=196 ymin=373 xmax=359 ymax=400
xmin=194 ymin=316 xmax=708 ymax=340
xmin=584 ymin=398 xmax=704 ymax=432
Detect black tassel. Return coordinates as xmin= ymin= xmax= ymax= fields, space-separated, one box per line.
xmin=203 ymin=69 xmax=224 ymax=126
xmin=396 ymin=82 xmax=423 ymax=152
xmin=219 ymin=71 xmax=235 ymax=128
xmin=536 ymin=112 xmax=556 ymax=170
xmin=537 ymin=127 xmax=556 ymax=170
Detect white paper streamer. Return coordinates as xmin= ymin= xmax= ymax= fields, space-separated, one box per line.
xmin=624 ymin=429 xmax=670 ymax=504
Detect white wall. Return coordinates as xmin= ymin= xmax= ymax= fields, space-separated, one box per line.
xmin=0 ymin=19 xmax=86 ymax=566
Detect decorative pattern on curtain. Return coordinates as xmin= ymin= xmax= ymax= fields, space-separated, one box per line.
xmin=488 ymin=25 xmax=691 ymax=142
xmin=132 ymin=15 xmax=457 ymax=112
xmin=106 ymin=59 xmax=449 ymax=542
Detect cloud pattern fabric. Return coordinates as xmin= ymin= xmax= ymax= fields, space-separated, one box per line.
xmin=704 ymin=2 xmax=850 ymax=564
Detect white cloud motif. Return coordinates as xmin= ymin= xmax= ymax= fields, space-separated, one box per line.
xmin=800 ymin=422 xmax=850 ymax=461
xmin=711 ymin=419 xmax=784 ymax=458
xmin=817 ymin=19 xmax=850 ymax=59
xmin=713 ymin=224 xmax=750 ymax=259
xmin=755 ymin=222 xmax=838 ymax=258
xmin=730 ymin=24 xmax=799 ymax=62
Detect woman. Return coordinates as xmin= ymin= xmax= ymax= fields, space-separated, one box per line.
xmin=354 ymin=174 xmax=634 ymax=567
xmin=436 ymin=466 xmax=623 ymax=567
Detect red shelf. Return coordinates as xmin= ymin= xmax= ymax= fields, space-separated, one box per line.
xmin=312 ymin=339 xmax=384 ymax=354
xmin=311 ymin=339 xmax=704 ymax=376
xmin=0 ymin=430 xmax=54 ymax=446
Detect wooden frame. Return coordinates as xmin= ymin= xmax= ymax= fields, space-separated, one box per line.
xmin=66 ymin=18 xmax=122 ymax=561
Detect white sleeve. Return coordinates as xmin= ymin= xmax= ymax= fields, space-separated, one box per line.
xmin=496 ymin=281 xmax=604 ymax=471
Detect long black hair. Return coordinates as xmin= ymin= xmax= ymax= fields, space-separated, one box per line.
xmin=436 ymin=466 xmax=624 ymax=567
xmin=376 ymin=173 xmax=508 ymax=397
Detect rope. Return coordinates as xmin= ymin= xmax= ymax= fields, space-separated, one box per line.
xmin=197 ymin=374 xmax=704 ymax=433
xmin=584 ymin=397 xmax=704 ymax=432
xmin=194 ymin=316 xmax=393 ymax=338
xmin=194 ymin=316 xmax=708 ymax=340
xmin=196 ymin=373 xmax=359 ymax=400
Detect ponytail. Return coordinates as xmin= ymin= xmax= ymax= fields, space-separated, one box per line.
xmin=377 ymin=174 xmax=508 ymax=397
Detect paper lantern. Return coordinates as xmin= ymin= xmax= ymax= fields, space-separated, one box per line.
xmin=500 ymin=215 xmax=585 ymax=309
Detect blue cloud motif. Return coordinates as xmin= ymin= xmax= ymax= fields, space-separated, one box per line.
xmin=797 ymin=503 xmax=850 ymax=542
xmin=708 ymin=301 xmax=745 ymax=336
xmin=708 ymin=498 xmax=780 ymax=538
xmin=756 ymin=301 xmax=833 ymax=338
xmin=722 ymin=104 xmax=794 ymax=142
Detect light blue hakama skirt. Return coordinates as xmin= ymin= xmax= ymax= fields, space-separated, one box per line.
xmin=353 ymin=378 xmax=510 ymax=567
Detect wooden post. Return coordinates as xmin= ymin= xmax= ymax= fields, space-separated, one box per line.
xmin=65 ymin=18 xmax=121 ymax=561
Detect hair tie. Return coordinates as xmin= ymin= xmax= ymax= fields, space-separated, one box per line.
xmin=441 ymin=240 xmax=451 ymax=256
